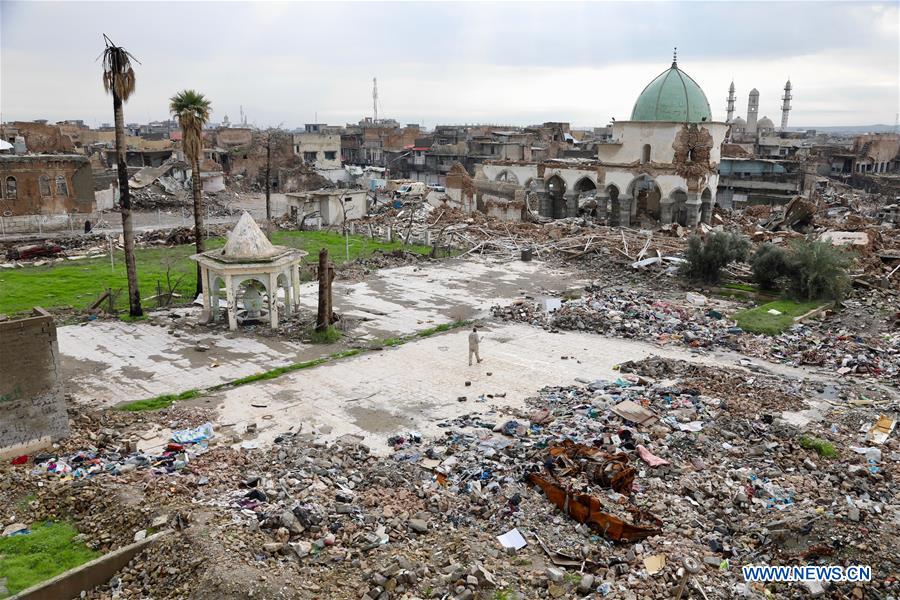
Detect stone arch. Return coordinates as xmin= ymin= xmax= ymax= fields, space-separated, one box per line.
xmin=626 ymin=174 xmax=662 ymax=220
xmin=4 ymin=176 xmax=17 ymax=200
xmin=700 ymin=187 xmax=713 ymax=224
xmin=573 ymin=177 xmax=598 ymax=216
xmin=641 ymin=144 xmax=651 ymax=165
xmin=545 ymin=174 xmax=567 ymax=219
xmin=669 ymin=188 xmax=689 ymax=226
xmin=495 ymin=170 xmax=519 ymax=184
xmin=55 ymin=175 xmax=68 ymax=197
xmin=523 ymin=177 xmax=537 ymax=191
xmin=606 ymin=184 xmax=621 ymax=226
xmin=276 ymin=272 xmax=292 ymax=317
xmin=39 ymin=175 xmax=51 ymax=197
xmin=235 ymin=277 xmax=270 ymax=323
xmin=573 ymin=176 xmax=596 ymax=194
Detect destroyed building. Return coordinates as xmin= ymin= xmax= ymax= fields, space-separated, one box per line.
xmin=293 ymin=124 xmax=342 ymax=171
xmin=466 ymin=57 xmax=727 ymax=227
xmin=0 ymin=154 xmax=95 ymax=230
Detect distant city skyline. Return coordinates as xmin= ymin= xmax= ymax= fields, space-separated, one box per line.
xmin=2 ymin=1 xmax=897 ymax=129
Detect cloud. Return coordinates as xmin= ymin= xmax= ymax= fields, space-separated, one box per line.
xmin=1 ymin=1 xmax=896 ymax=127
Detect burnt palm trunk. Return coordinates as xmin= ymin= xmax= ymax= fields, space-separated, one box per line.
xmin=113 ymin=92 xmax=142 ymax=317
xmin=316 ymin=248 xmax=332 ymax=332
xmin=192 ymin=152 xmax=204 ymax=298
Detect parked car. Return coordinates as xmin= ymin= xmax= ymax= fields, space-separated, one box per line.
xmin=393 ymin=182 xmax=427 ymax=198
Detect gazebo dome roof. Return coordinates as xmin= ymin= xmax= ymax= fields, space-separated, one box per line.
xmin=218 ymin=212 xmax=283 ymax=261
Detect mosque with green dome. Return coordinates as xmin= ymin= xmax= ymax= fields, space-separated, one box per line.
xmin=478 ymin=54 xmax=729 ymax=227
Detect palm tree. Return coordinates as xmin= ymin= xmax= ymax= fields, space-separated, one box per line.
xmin=170 ymin=90 xmax=211 ymax=297
xmin=101 ymin=35 xmax=142 ymax=317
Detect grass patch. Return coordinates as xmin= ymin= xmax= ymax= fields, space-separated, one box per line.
xmin=722 ymin=282 xmax=759 ymax=293
xmin=0 ymin=230 xmax=430 ymax=316
xmin=416 ymin=321 xmax=469 ymax=338
xmin=799 ymin=435 xmax=837 ymax=458
xmin=118 ymin=389 xmax=199 ymax=412
xmin=732 ymin=299 xmax=825 ymax=335
xmin=0 ymin=521 xmax=100 ymax=597
xmin=309 ymin=325 xmax=341 ymax=344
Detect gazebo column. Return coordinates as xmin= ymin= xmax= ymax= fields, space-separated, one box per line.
xmin=199 ymin=266 xmax=210 ymax=313
xmin=282 ymin=271 xmax=292 ymax=317
xmin=208 ymin=270 xmax=219 ymax=322
xmin=268 ymin=271 xmax=279 ymax=329
xmin=292 ymin=264 xmax=302 ymax=312
xmin=200 ymin=265 xmax=209 ymax=312
xmin=224 ymin=274 xmax=237 ymax=331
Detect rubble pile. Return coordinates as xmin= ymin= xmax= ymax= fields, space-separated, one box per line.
xmin=3 ymin=357 xmax=898 ymax=599
xmin=131 ymin=184 xmax=238 ymax=217
xmin=493 ymin=288 xmax=900 ymax=385
xmin=136 ymin=224 xmax=232 ymax=246
xmin=494 ymin=285 xmax=743 ymax=348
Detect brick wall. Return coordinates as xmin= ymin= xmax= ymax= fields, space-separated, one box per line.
xmin=0 ymin=308 xmax=69 ymax=458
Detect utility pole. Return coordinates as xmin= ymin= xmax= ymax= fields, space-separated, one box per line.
xmin=265 ymin=131 xmax=272 ymax=237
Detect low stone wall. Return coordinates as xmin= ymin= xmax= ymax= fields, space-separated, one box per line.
xmin=0 ymin=308 xmax=69 ymax=459
xmin=0 ymin=212 xmax=98 ymax=235
xmin=11 ymin=530 xmax=171 ymax=600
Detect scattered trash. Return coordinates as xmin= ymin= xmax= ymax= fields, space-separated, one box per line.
xmin=496 ymin=528 xmax=527 ymax=550
xmin=867 ymin=415 xmax=896 ymax=444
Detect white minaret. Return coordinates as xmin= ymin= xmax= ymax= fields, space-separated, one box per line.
xmin=747 ymin=88 xmax=759 ymax=133
xmin=372 ymin=77 xmax=379 ymax=123
xmin=726 ymin=81 xmax=736 ymax=123
xmin=780 ymin=79 xmax=792 ymax=130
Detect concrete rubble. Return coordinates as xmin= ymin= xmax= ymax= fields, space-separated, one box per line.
xmin=2 ymin=352 xmax=898 ymax=599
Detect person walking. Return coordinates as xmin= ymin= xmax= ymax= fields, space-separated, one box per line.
xmin=468 ymin=326 xmax=483 ymax=366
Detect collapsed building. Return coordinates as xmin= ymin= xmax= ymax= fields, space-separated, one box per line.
xmin=462 ymin=58 xmax=728 ymax=227
xmin=0 ymin=154 xmax=95 ymax=232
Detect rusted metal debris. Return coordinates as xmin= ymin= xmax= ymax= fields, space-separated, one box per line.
xmin=528 ymin=440 xmax=661 ymax=542
xmin=546 ymin=439 xmax=636 ymax=494
xmin=527 ymin=473 xmax=661 ymax=542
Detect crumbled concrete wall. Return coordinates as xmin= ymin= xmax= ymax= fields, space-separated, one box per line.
xmin=0 ymin=154 xmax=95 ymax=216
xmin=0 ymin=308 xmax=69 ymax=458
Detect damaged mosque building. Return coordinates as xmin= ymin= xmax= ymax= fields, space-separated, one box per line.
xmin=471 ymin=55 xmax=728 ymax=227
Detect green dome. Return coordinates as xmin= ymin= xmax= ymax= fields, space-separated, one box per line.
xmin=630 ymin=62 xmax=712 ymax=123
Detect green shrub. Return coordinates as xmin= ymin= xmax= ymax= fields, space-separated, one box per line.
xmin=679 ymin=232 xmax=750 ymax=284
xmin=751 ymin=243 xmax=791 ymax=290
xmin=785 ymin=239 xmax=851 ymax=301
xmin=799 ymin=435 xmax=837 ymax=458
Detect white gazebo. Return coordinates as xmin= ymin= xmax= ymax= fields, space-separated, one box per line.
xmin=192 ymin=212 xmax=307 ymax=330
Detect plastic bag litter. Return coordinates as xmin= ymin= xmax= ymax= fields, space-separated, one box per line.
xmin=171 ymin=422 xmax=214 ymax=444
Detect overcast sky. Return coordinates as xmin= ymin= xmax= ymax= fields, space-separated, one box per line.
xmin=2 ymin=1 xmax=898 ymax=129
